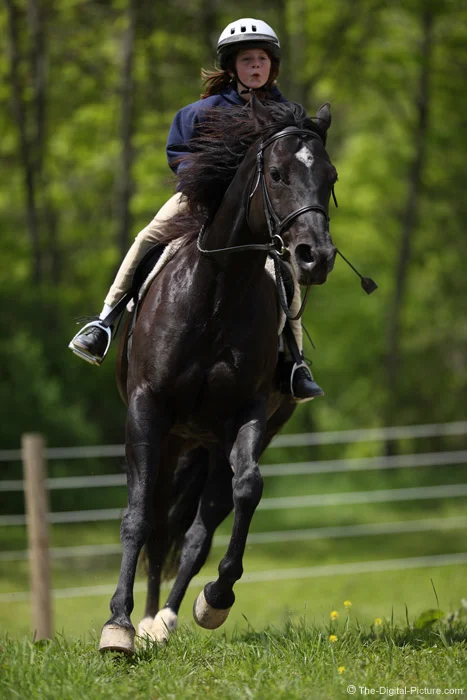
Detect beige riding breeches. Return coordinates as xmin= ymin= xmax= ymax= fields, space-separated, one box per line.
xmin=105 ymin=192 xmax=303 ymax=352
xmin=105 ymin=193 xmax=185 ymax=307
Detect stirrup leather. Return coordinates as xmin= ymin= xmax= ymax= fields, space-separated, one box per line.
xmin=68 ymin=320 xmax=112 ymax=366
xmin=290 ymin=359 xmax=310 ymax=398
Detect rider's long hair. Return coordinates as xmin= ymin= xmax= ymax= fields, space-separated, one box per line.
xmin=200 ymin=51 xmax=280 ymax=99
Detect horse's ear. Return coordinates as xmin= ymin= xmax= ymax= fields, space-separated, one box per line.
xmin=250 ymin=91 xmax=270 ymax=131
xmin=316 ymin=102 xmax=331 ymax=132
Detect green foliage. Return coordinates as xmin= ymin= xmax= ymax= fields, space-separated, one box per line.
xmin=414 ymin=608 xmax=445 ymax=629
xmin=1 ymin=0 xmax=466 ymax=452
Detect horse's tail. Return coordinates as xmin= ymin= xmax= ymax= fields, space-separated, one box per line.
xmin=162 ymin=446 xmax=210 ymax=580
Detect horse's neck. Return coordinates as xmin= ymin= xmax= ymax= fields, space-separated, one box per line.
xmin=199 ymin=149 xmax=269 ymax=295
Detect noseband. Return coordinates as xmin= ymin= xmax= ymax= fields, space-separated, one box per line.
xmin=197 ymin=125 xmax=334 ymax=258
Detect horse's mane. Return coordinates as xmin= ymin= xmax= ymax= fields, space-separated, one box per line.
xmin=159 ymin=101 xmax=327 ymax=245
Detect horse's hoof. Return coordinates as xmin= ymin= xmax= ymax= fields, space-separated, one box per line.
xmin=151 ymin=608 xmax=178 ymax=643
xmin=193 ymin=589 xmax=231 ymax=630
xmin=137 ymin=616 xmax=155 ymax=639
xmin=99 ymin=623 xmax=135 ymax=655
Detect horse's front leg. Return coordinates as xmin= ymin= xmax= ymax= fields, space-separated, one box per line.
xmin=193 ymin=399 xmax=266 ymax=629
xmin=99 ymin=388 xmax=167 ymax=655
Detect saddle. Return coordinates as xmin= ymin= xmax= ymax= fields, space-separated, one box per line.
xmin=130 ymin=244 xmax=167 ymax=302
xmin=120 ymin=243 xmax=167 ymax=358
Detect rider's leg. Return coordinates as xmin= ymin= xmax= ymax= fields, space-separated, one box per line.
xmin=282 ymin=282 xmax=324 ymax=403
xmin=69 ymin=193 xmax=185 ymax=365
xmin=103 ymin=192 xmax=185 ymax=310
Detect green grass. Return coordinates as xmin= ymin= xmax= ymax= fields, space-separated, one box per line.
xmin=1 ymin=460 xmax=466 ymax=697
xmin=1 ymin=618 xmax=466 ymax=700
xmin=1 ymin=454 xmax=466 ymax=698
xmin=1 ymin=562 xmax=466 ymax=640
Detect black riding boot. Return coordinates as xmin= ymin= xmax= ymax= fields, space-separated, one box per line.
xmin=279 ymin=355 xmax=324 ymax=403
xmin=280 ymin=320 xmax=324 ymax=403
xmin=290 ymin=359 xmax=324 ymax=402
xmin=69 ymin=321 xmax=112 ymax=366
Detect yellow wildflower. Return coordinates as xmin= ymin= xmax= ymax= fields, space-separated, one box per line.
xmin=338 ymin=666 xmax=345 ymax=675
xmin=374 ymin=618 xmax=383 ymax=626
xmin=344 ymin=600 xmax=352 ymax=609
xmin=329 ymin=634 xmax=338 ymax=643
xmin=330 ymin=610 xmax=339 ymax=621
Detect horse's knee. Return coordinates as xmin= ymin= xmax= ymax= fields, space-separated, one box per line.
xmin=120 ymin=507 xmax=151 ymax=547
xmin=232 ymin=464 xmax=263 ymax=511
xmin=177 ymin=522 xmax=211 ymax=575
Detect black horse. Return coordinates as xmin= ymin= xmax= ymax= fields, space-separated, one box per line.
xmin=100 ymin=96 xmax=338 ymax=654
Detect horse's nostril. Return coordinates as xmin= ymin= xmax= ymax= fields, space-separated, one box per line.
xmin=296 ymin=244 xmax=315 ymax=265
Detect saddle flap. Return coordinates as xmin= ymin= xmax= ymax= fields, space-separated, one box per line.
xmin=130 ymin=244 xmax=166 ymax=299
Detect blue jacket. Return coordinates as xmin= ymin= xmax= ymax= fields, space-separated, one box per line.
xmin=166 ymin=85 xmax=288 ymax=178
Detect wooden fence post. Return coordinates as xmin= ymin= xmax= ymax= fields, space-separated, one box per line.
xmin=22 ymin=433 xmax=53 ymax=639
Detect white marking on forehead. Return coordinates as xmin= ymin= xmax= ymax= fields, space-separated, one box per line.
xmin=295 ymin=145 xmax=314 ymax=168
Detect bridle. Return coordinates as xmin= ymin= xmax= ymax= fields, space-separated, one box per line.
xmin=197 ymin=124 xmax=377 ymax=307
xmin=197 ymin=125 xmax=336 ymax=320
xmin=198 ymin=126 xmax=337 ymax=256
xmin=197 ymin=125 xmax=334 ymax=259
xmin=248 ymin=126 xmax=335 ymax=247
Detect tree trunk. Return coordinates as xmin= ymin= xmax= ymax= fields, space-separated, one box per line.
xmin=287 ymin=0 xmax=309 ymax=105
xmin=27 ymin=0 xmax=60 ymax=284
xmin=384 ymin=9 xmax=434 ymax=452
xmin=275 ymin=0 xmax=290 ymax=80
xmin=5 ymin=0 xmax=42 ymax=285
xmin=116 ymin=0 xmax=136 ymax=259
xmin=27 ymin=0 xmax=46 ymax=174
xmin=199 ymin=0 xmax=219 ymax=59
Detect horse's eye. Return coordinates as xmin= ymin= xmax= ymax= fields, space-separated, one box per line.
xmin=270 ymin=167 xmax=281 ymax=182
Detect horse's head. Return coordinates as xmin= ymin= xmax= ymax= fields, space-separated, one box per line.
xmin=248 ymin=96 xmax=337 ymax=286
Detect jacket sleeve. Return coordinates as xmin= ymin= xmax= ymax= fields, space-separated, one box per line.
xmin=166 ymin=105 xmax=200 ymax=177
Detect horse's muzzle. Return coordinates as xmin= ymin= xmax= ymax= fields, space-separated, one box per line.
xmin=294 ymin=243 xmax=337 ymax=285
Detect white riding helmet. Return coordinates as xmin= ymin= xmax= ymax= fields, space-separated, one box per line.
xmin=217 ymin=18 xmax=281 ymax=69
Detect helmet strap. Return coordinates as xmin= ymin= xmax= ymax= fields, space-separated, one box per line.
xmin=233 ymin=71 xmax=268 ymax=95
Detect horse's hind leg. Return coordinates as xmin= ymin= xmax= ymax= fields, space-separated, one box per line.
xmin=137 ymin=477 xmax=172 ymax=639
xmin=138 ymin=441 xmax=181 ymax=639
xmin=193 ymin=399 xmax=266 ymax=629
xmin=148 ymin=449 xmax=233 ymax=642
xmin=99 ymin=390 xmax=168 ymax=655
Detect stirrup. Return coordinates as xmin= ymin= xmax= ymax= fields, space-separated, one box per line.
xmin=290 ymin=359 xmax=311 ymax=397
xmin=68 ymin=320 xmax=112 ymax=366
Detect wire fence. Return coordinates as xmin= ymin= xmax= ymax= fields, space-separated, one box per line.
xmin=1 ymin=552 xmax=467 ymax=605
xmin=1 ymin=421 xmax=466 ymax=607
xmin=1 ymin=420 xmax=467 ymax=462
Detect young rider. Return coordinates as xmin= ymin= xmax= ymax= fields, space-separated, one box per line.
xmin=69 ymin=18 xmax=324 ymax=402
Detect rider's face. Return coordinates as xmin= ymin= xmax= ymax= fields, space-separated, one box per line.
xmin=233 ymin=49 xmax=272 ymax=94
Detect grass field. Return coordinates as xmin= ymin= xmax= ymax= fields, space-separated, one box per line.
xmin=1 ymin=618 xmax=466 ymax=699
xmin=1 ymin=463 xmax=467 ymax=638
xmin=1 ymin=448 xmax=466 ymax=697
xmin=0 ymin=561 xmax=466 ymax=637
